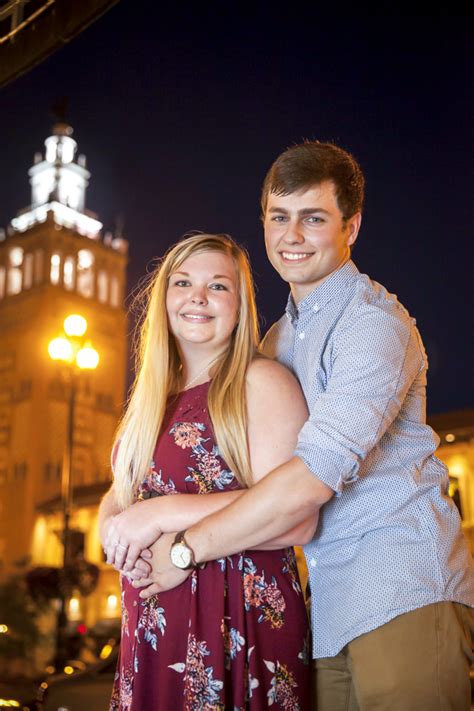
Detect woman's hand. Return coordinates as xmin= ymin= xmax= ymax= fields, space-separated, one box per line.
xmin=103 ymin=498 xmax=162 ymax=572
xmin=131 ymin=532 xmax=191 ymax=598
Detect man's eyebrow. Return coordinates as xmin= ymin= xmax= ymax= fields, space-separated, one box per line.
xmin=267 ymin=206 xmax=330 ymax=216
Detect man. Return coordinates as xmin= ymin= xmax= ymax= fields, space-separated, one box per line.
xmin=107 ymin=141 xmax=474 ymax=709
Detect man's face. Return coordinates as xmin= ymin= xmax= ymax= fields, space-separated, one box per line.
xmin=264 ymin=181 xmax=361 ymax=303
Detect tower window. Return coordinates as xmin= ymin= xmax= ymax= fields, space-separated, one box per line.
xmin=97 ymin=270 xmax=108 ymax=303
xmin=63 ymin=256 xmax=75 ymax=291
xmin=9 ymin=247 xmax=23 ymax=268
xmin=35 ymin=249 xmax=44 ymax=284
xmin=7 ymin=248 xmax=23 ymax=295
xmin=50 ymin=253 xmax=61 ymax=285
xmin=23 ymin=253 xmax=34 ymax=289
xmin=77 ymin=249 xmax=94 ymax=298
xmin=110 ymin=275 xmax=120 ymax=307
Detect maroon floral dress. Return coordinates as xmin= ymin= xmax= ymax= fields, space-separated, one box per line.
xmin=110 ymin=382 xmax=310 ymax=710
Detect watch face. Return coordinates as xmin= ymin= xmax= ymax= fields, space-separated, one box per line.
xmin=170 ymin=542 xmax=192 ymax=569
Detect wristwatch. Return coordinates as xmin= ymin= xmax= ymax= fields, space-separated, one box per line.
xmin=170 ymin=530 xmax=201 ymax=570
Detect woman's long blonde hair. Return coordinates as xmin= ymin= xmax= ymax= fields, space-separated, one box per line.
xmin=112 ymin=233 xmax=260 ymax=509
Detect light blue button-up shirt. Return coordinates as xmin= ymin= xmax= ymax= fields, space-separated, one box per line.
xmin=262 ymin=260 xmax=474 ymax=658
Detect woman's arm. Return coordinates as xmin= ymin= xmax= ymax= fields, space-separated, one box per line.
xmin=98 ymin=485 xmax=121 ymax=547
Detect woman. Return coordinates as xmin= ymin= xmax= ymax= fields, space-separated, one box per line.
xmin=99 ymin=233 xmax=315 ymax=710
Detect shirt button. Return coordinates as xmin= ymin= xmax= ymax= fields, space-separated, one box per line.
xmin=298 ymin=332 xmax=305 ymax=340
xmin=310 ymin=558 xmax=316 ymax=568
xmin=313 ymin=303 xmax=320 ymax=312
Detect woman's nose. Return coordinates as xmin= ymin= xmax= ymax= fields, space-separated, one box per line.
xmin=190 ymin=288 xmax=207 ymax=305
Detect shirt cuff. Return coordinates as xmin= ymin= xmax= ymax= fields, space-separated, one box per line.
xmin=295 ymin=438 xmax=360 ymax=495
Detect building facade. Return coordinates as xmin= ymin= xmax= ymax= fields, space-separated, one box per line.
xmin=428 ymin=410 xmax=474 ymax=555
xmin=0 ymin=123 xmax=125 ymax=633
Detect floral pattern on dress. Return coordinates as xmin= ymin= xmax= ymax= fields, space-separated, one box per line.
xmin=264 ymin=659 xmax=300 ymax=711
xmin=136 ymin=596 xmax=166 ymax=652
xmin=170 ymin=421 xmax=207 ymax=449
xmin=242 ymin=557 xmax=286 ymax=629
xmin=110 ymin=665 xmax=134 ymax=711
xmin=169 ymin=633 xmax=225 ymax=710
xmin=137 ymin=463 xmax=179 ymax=499
xmin=221 ymin=617 xmax=245 ymax=670
xmin=282 ymin=548 xmax=303 ymax=595
xmin=120 ymin=588 xmax=129 ymax=638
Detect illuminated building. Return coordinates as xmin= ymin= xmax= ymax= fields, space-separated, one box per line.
xmin=0 ymin=122 xmax=126 ymax=631
xmin=428 ymin=409 xmax=474 ymax=553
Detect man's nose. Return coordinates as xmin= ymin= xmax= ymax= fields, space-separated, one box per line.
xmin=284 ymin=220 xmax=305 ymax=244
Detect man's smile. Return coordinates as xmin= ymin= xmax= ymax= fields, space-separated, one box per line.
xmin=280 ymin=251 xmax=314 ymax=262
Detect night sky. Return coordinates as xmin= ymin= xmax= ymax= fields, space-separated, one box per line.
xmin=0 ymin=5 xmax=472 ymax=415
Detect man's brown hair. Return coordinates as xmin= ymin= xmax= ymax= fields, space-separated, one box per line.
xmin=261 ymin=140 xmax=365 ymax=220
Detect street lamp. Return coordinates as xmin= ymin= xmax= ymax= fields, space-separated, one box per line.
xmin=48 ymin=313 xmax=99 ymax=670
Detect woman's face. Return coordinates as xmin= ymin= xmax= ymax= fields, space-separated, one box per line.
xmin=166 ymin=250 xmax=240 ymax=356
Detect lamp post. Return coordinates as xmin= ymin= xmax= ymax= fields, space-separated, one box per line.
xmin=48 ymin=314 xmax=99 ymax=670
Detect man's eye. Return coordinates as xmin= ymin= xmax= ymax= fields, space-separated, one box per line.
xmin=306 ymin=216 xmax=323 ymax=224
xmin=272 ymin=215 xmax=287 ymax=222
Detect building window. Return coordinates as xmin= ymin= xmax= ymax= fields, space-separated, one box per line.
xmin=110 ymin=275 xmax=120 ymax=307
xmin=77 ymin=249 xmax=94 ymax=298
xmin=7 ymin=247 xmax=23 ymax=295
xmin=63 ymin=255 xmax=75 ymax=291
xmin=0 ymin=266 xmax=5 ymax=299
xmin=34 ymin=249 xmax=44 ymax=284
xmin=50 ymin=253 xmax=61 ymax=285
xmin=97 ymin=270 xmax=108 ymax=303
xmin=13 ymin=463 xmax=27 ymax=481
xmin=23 ymin=253 xmax=34 ymax=289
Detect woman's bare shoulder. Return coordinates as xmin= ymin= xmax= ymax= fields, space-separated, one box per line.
xmin=245 ymin=356 xmax=307 ymax=414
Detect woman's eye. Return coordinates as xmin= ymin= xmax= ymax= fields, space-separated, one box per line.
xmin=174 ymin=280 xmax=190 ymax=287
xmin=210 ymin=283 xmax=227 ymax=291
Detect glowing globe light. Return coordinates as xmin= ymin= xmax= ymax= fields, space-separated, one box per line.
xmin=64 ymin=314 xmax=87 ymax=337
xmin=76 ymin=345 xmax=99 ymax=370
xmin=48 ymin=337 xmax=73 ymax=363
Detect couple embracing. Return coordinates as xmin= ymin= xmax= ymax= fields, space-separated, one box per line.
xmin=100 ymin=141 xmax=474 ymax=711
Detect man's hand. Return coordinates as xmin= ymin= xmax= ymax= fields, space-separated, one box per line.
xmin=131 ymin=532 xmax=191 ymax=598
xmin=103 ymin=498 xmax=162 ymax=572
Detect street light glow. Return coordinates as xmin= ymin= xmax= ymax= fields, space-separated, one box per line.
xmin=64 ymin=314 xmax=87 ymax=337
xmin=48 ymin=337 xmax=74 ymax=363
xmin=76 ymin=345 xmax=99 ymax=370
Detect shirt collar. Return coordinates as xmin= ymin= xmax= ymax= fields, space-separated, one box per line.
xmin=285 ymin=260 xmax=359 ymax=322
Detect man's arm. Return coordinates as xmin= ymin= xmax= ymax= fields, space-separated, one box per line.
xmin=134 ymin=301 xmax=423 ymax=596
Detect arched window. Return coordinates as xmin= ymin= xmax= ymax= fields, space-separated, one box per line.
xmin=77 ymin=249 xmax=94 ymax=298
xmin=97 ymin=270 xmax=108 ymax=303
xmin=23 ymin=253 xmax=34 ymax=289
xmin=7 ymin=247 xmax=23 ymax=295
xmin=34 ymin=249 xmax=44 ymax=284
xmin=50 ymin=253 xmax=61 ymax=285
xmin=63 ymin=256 xmax=75 ymax=291
xmin=110 ymin=275 xmax=120 ymax=307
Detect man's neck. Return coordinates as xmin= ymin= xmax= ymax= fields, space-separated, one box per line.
xmin=290 ymin=258 xmax=351 ymax=305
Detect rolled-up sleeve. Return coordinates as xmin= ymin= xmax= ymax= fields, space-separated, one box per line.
xmin=295 ymin=303 xmax=424 ymax=493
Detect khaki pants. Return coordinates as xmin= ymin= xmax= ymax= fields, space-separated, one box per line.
xmin=313 ymin=602 xmax=474 ymax=711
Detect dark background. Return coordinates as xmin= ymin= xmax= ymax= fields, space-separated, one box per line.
xmin=0 ymin=4 xmax=472 ymax=414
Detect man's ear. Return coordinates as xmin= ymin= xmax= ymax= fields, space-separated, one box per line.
xmin=346 ymin=212 xmax=362 ymax=247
